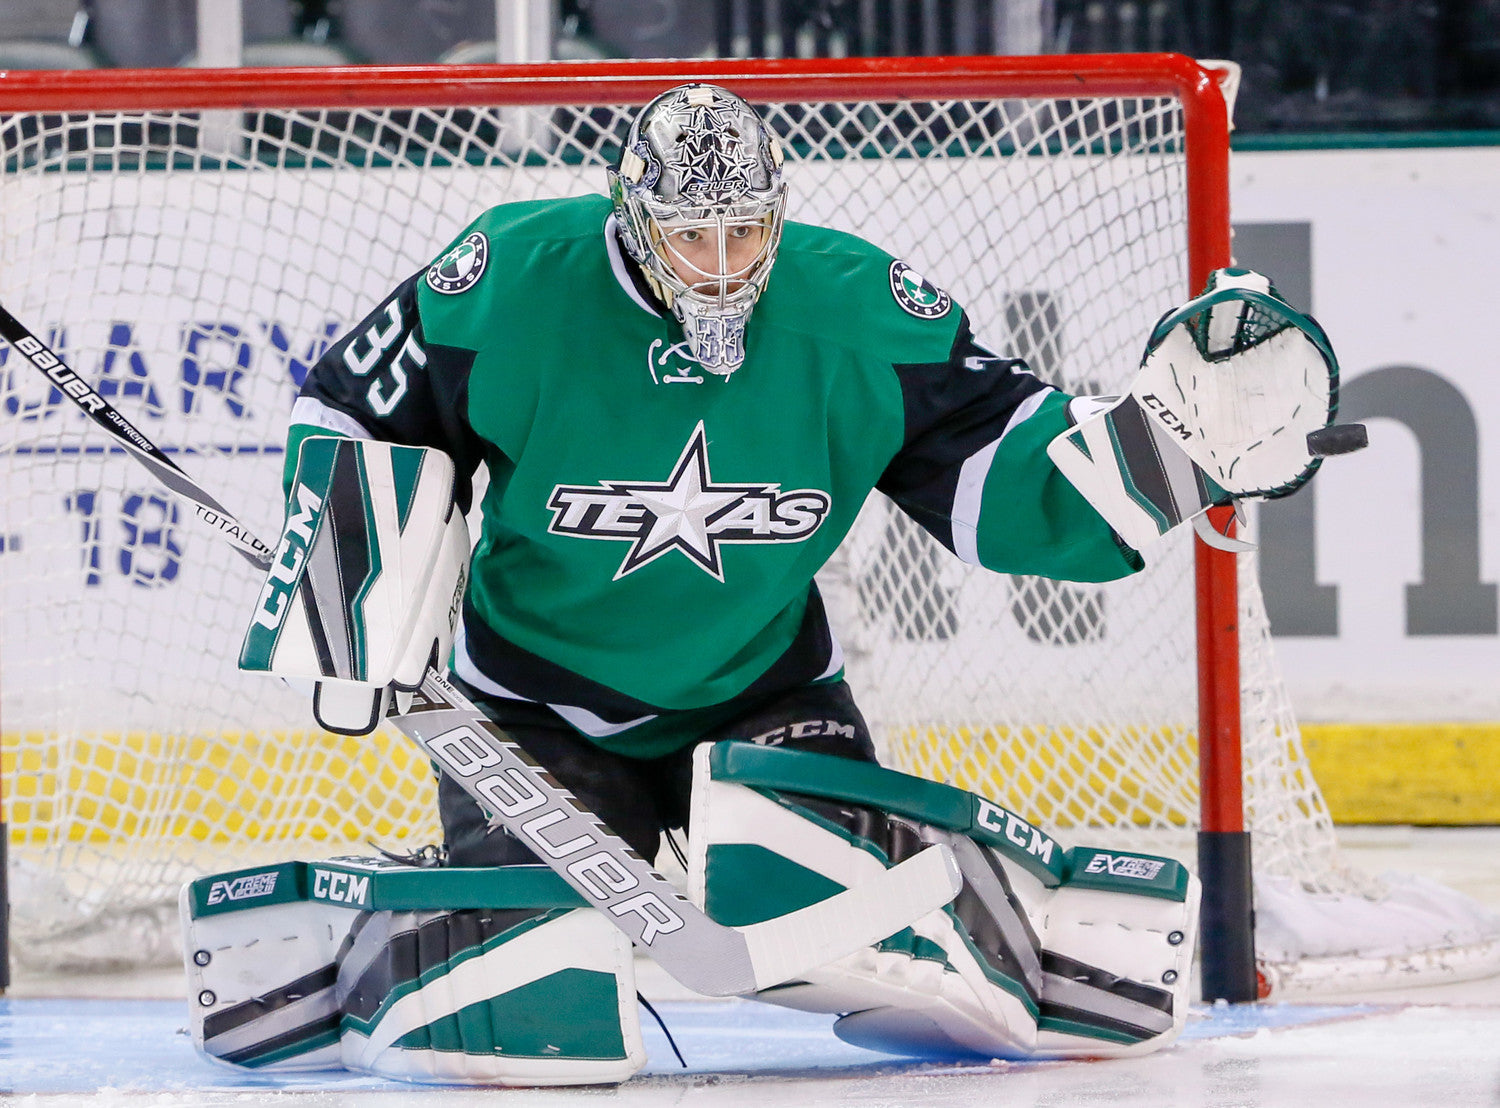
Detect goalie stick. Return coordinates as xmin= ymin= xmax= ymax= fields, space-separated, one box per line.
xmin=0 ymin=303 xmax=962 ymax=997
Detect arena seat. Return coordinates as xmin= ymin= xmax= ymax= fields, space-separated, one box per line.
xmin=0 ymin=0 xmax=96 ymax=69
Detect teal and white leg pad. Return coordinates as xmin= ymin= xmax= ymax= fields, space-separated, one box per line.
xmin=688 ymin=742 xmax=1201 ymax=1060
xmin=180 ymin=858 xmax=644 ymax=1086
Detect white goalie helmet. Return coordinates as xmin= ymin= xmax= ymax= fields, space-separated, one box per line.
xmin=608 ymin=83 xmax=787 ymax=376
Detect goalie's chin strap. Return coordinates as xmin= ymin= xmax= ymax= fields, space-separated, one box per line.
xmin=1192 ymin=503 xmax=1256 ymax=553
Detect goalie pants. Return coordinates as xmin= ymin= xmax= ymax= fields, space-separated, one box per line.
xmin=439 ymin=676 xmax=878 ymax=866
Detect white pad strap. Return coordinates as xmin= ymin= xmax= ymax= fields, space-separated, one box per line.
xmin=239 ymin=436 xmax=469 ymax=734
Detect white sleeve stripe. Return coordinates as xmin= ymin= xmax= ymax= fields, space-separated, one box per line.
xmin=951 ymin=439 xmax=1001 ymax=565
xmin=816 ymin=632 xmax=846 ymax=681
xmin=950 ymin=386 xmax=1054 ymax=565
xmin=604 ymin=213 xmax=662 ymax=318
xmin=290 ymin=395 xmax=374 ymax=440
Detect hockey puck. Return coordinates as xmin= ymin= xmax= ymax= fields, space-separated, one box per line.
xmin=1307 ymin=423 xmax=1368 ymax=456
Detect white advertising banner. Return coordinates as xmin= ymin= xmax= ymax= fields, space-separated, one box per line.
xmin=1232 ymin=146 xmax=1500 ymax=721
xmin=9 ymin=131 xmax=1482 ymax=732
xmin=1 ymin=147 xmax=1192 ymax=734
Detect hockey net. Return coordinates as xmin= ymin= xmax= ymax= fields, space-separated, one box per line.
xmin=0 ymin=57 xmax=1494 ymax=989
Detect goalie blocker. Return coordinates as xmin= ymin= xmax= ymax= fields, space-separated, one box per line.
xmin=239 ymin=436 xmax=470 ymax=734
xmin=1048 ymin=267 xmax=1365 ymax=555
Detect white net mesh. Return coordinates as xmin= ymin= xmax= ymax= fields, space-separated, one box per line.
xmin=1 ymin=74 xmax=1486 ymax=984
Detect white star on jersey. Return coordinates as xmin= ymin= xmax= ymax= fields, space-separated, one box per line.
xmin=612 ymin=423 xmax=766 ymax=579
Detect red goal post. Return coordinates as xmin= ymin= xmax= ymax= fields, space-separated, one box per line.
xmin=0 ymin=55 xmax=1249 ymax=994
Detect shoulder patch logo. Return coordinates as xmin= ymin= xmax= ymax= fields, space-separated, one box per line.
xmin=426 ymin=231 xmax=489 ymax=295
xmin=889 ymin=260 xmax=952 ymax=320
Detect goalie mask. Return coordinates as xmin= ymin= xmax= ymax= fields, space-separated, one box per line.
xmin=609 ymin=83 xmax=787 ymax=376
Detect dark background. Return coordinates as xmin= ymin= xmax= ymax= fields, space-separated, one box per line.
xmin=3 ymin=0 xmax=1497 ymax=134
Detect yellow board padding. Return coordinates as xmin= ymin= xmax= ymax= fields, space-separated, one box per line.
xmin=1300 ymin=722 xmax=1500 ymax=824
xmin=2 ymin=728 xmax=442 ymax=845
xmin=7 ymin=721 xmax=1209 ymax=844
xmin=10 ymin=721 xmax=1487 ymax=845
xmin=887 ymin=723 xmax=1201 ymax=830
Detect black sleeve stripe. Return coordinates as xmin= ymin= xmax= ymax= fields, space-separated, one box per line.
xmin=878 ymin=310 xmax=1051 ymax=552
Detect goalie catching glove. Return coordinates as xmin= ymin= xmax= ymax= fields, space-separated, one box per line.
xmin=239 ymin=436 xmax=469 ymax=735
xmin=1048 ymin=268 xmax=1366 ymax=554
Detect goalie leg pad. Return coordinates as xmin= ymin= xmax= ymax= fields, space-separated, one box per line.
xmin=181 ymin=883 xmax=350 ymax=1073
xmin=336 ymin=906 xmax=644 ymax=1086
xmin=1033 ymin=851 xmax=1200 ymax=1058
xmin=833 ymin=840 xmax=1200 ymax=1061
xmin=182 ymin=859 xmax=644 ymax=1086
xmin=688 ymin=742 xmax=1200 ymax=1060
xmin=687 ymin=743 xmax=1047 ymax=1059
xmin=825 ymin=831 xmax=1052 ymax=1059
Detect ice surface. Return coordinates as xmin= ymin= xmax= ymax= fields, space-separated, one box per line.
xmin=3 ymin=996 xmax=1499 ymax=1106
xmin=2 ymin=827 xmax=1495 ymax=1105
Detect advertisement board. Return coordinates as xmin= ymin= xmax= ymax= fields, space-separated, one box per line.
xmin=1233 ymin=145 xmax=1500 ymax=819
xmin=1233 ymin=146 xmax=1500 ymax=720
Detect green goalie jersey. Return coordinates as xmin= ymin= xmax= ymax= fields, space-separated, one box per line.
xmin=290 ymin=194 xmax=1140 ymax=755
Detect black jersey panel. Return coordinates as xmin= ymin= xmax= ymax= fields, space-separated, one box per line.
xmin=877 ymin=312 xmax=1051 ymax=552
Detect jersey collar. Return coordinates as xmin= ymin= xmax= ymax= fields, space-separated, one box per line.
xmin=604 ymin=213 xmax=665 ymax=318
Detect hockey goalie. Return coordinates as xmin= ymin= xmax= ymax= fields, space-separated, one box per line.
xmin=188 ymin=83 xmax=1359 ymax=1086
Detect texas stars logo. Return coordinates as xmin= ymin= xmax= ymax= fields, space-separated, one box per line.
xmin=546 ymin=422 xmax=831 ymax=581
xmin=426 ymin=231 xmax=488 ymax=295
xmin=889 ymin=260 xmax=951 ymax=319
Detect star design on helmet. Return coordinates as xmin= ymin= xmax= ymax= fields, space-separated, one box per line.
xmin=672 ymin=103 xmax=763 ymax=201
xmin=608 ymin=422 xmax=771 ymax=580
